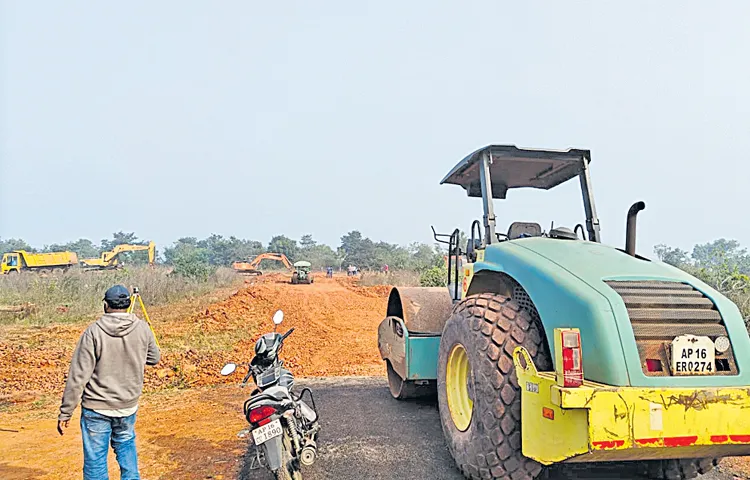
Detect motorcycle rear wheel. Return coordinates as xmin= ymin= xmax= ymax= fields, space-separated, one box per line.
xmin=274 ymin=428 xmax=302 ymax=480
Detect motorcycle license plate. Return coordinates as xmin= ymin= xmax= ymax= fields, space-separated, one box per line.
xmin=251 ymin=419 xmax=282 ymax=445
xmin=671 ymin=335 xmax=715 ymax=375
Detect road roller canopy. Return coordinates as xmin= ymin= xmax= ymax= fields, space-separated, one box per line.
xmin=440 ymin=145 xmax=591 ymax=200
xmin=440 ymin=144 xmax=601 ymax=244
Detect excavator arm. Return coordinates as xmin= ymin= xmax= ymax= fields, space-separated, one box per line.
xmin=232 ymin=253 xmax=293 ymax=275
xmin=82 ymin=241 xmax=156 ymax=269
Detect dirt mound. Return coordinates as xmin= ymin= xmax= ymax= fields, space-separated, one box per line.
xmin=336 ymin=278 xmax=392 ymax=298
xmin=0 ymin=275 xmax=390 ymax=399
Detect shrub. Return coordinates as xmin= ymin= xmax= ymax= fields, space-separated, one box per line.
xmin=420 ymin=265 xmax=448 ymax=287
xmin=171 ymin=249 xmax=216 ymax=281
xmin=0 ymin=266 xmax=241 ymax=325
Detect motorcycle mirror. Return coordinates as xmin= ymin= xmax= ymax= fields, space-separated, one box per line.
xmin=272 ymin=310 xmax=284 ymax=325
xmin=220 ymin=363 xmax=237 ymax=376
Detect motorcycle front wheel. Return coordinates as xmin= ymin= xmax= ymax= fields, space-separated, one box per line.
xmin=274 ymin=428 xmax=302 ymax=480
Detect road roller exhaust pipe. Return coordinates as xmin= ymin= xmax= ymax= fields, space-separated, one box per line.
xmin=625 ymin=201 xmax=646 ymax=257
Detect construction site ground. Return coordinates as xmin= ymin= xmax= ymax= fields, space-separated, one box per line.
xmin=0 ymin=274 xmax=748 ymax=480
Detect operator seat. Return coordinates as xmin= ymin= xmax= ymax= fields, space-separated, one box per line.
xmin=507 ymin=222 xmax=542 ymax=240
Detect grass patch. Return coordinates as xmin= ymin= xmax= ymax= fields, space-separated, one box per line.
xmin=0 ymin=266 xmax=243 ymax=326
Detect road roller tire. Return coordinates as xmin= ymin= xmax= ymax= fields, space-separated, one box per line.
xmin=437 ymin=293 xmax=551 ymax=480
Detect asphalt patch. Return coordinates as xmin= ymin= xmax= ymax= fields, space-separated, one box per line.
xmin=239 ymin=377 xmax=733 ymax=480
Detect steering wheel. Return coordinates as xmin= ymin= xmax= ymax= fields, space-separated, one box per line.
xmin=496 ymin=233 xmax=509 ymax=242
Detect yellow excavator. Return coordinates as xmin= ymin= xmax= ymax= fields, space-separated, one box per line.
xmin=232 ymin=252 xmax=293 ymax=276
xmin=81 ymin=241 xmax=156 ymax=271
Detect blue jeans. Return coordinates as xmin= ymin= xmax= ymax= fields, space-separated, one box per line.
xmin=80 ymin=408 xmax=140 ymax=480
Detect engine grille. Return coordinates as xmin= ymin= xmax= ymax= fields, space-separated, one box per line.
xmin=605 ymin=280 xmax=737 ymax=376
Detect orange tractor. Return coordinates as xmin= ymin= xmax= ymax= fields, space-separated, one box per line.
xmin=232 ymin=253 xmax=293 ymax=276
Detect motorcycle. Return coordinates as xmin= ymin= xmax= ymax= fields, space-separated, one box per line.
xmin=221 ymin=310 xmax=320 ymax=480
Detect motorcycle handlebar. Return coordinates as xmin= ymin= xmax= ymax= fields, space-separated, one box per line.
xmin=281 ymin=328 xmax=295 ymax=341
xmin=241 ymin=367 xmax=253 ymax=386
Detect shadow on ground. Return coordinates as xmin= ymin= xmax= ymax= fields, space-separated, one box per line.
xmin=0 ymin=462 xmax=48 ymax=480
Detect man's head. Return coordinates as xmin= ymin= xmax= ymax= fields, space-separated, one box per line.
xmin=103 ymin=284 xmax=131 ymax=312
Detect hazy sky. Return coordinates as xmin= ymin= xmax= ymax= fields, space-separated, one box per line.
xmin=1 ymin=1 xmax=748 ymax=257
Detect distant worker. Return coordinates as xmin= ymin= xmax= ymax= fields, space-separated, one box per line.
xmin=326 ymin=266 xmax=333 ymax=278
xmin=383 ymin=264 xmax=389 ymax=274
xmin=58 ymin=284 xmax=160 ymax=480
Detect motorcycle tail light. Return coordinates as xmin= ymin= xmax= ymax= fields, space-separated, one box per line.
xmin=248 ymin=405 xmax=276 ymax=426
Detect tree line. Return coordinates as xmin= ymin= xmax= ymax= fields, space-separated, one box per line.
xmin=6 ymin=232 xmax=745 ymax=314
xmin=654 ymin=239 xmax=750 ymax=318
xmin=0 ymin=230 xmax=446 ymax=273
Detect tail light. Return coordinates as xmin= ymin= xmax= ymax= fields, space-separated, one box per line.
xmin=555 ymin=328 xmax=584 ymax=388
xmin=248 ymin=405 xmax=277 ymax=426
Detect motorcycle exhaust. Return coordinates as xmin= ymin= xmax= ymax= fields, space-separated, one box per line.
xmin=300 ymin=440 xmax=317 ymax=466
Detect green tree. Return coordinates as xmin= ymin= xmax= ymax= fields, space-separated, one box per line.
xmin=692 ymin=239 xmax=750 ymax=273
xmin=408 ymin=242 xmax=443 ymax=272
xmin=197 ymin=234 xmax=233 ymax=266
xmin=420 ymin=265 xmax=448 ymax=287
xmin=339 ymin=231 xmax=376 ymax=269
xmin=296 ymin=235 xmax=339 ymax=269
xmin=653 ymin=244 xmax=690 ymax=267
xmin=45 ymin=238 xmax=100 ymax=259
xmin=373 ymin=241 xmax=409 ymax=270
xmin=226 ymin=237 xmax=264 ymax=263
xmin=171 ymin=247 xmax=215 ymax=281
xmin=0 ymin=238 xmax=35 ymax=254
xmin=305 ymin=244 xmax=340 ymax=269
xmin=300 ymin=234 xmax=317 ymax=251
xmin=100 ymin=231 xmax=141 ymax=251
xmin=267 ymin=235 xmax=299 ymax=262
xmin=163 ymin=237 xmax=199 ymax=265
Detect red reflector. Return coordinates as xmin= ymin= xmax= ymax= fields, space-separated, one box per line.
xmin=556 ymin=329 xmax=584 ymax=388
xmin=646 ymin=359 xmax=663 ymax=372
xmin=249 ymin=405 xmax=276 ymax=424
xmin=562 ymin=347 xmax=583 ymax=387
xmin=542 ymin=407 xmax=555 ymax=420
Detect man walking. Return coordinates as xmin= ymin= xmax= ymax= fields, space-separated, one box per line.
xmin=58 ymin=284 xmax=160 ymax=480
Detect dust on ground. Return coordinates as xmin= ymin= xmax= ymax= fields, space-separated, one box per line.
xmin=0 ymin=273 xmax=388 ymax=400
xmin=0 ymin=274 xmax=390 ymax=479
xmin=1 ymin=274 xmax=750 ymax=480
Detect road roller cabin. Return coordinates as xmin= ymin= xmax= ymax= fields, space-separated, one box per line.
xmin=377 ymin=145 xmax=750 ymax=480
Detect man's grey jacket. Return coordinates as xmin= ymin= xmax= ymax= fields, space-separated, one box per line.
xmin=59 ymin=312 xmax=160 ymax=421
